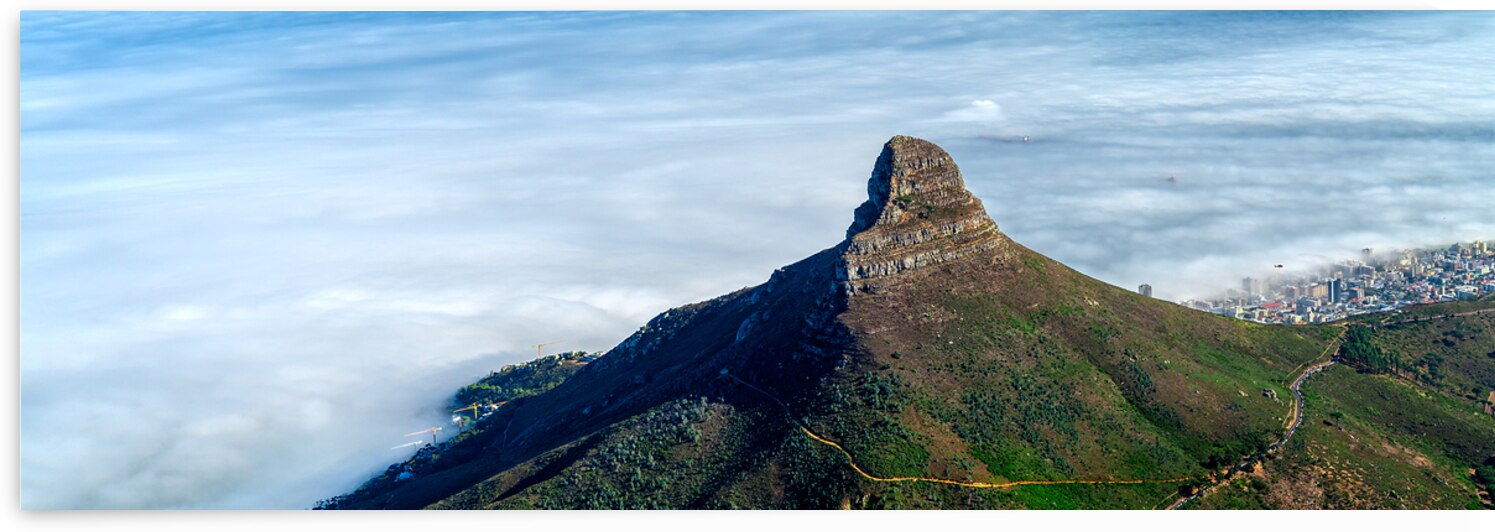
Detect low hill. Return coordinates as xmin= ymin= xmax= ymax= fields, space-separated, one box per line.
xmin=320 ymin=137 xmax=1491 ymax=509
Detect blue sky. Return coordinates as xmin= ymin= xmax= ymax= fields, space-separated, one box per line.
xmin=20 ymin=11 xmax=1495 ymax=508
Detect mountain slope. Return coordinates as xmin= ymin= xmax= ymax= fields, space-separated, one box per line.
xmin=324 ymin=136 xmax=1477 ymax=510
xmin=1197 ymin=297 xmax=1495 ymax=509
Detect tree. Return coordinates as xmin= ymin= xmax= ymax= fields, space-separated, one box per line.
xmin=1339 ymin=325 xmax=1395 ymax=373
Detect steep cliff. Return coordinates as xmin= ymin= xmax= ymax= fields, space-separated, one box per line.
xmin=841 ymin=135 xmax=1006 ymax=289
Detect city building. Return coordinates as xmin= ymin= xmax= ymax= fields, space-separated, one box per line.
xmin=1242 ymin=277 xmax=1261 ymax=296
xmin=1186 ymin=240 xmax=1495 ymax=325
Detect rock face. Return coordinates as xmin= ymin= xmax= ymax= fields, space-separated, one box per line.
xmin=839 ymin=136 xmax=1005 ymax=292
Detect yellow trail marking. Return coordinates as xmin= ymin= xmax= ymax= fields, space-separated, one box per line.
xmin=729 ymin=321 xmax=1348 ymax=506
xmin=798 ymin=426 xmax=1191 ymax=489
xmin=724 ymin=373 xmax=1191 ymax=491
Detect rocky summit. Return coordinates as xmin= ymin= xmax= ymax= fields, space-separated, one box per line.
xmin=323 ymin=136 xmax=1495 ymax=510
xmin=840 ymin=136 xmax=1007 ymax=292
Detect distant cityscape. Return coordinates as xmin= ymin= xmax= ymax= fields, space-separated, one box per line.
xmin=1150 ymin=240 xmax=1495 ymax=324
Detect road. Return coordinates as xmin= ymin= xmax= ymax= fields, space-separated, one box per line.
xmin=1165 ymin=306 xmax=1493 ymax=508
xmin=1164 ymin=330 xmax=1343 ymax=510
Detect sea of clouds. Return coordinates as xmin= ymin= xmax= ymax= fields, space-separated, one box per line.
xmin=19 ymin=11 xmax=1495 ymax=508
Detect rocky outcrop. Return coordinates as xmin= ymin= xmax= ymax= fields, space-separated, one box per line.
xmin=839 ymin=136 xmax=1005 ymax=292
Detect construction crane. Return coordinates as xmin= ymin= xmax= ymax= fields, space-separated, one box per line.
xmin=452 ymin=403 xmax=483 ymax=429
xmin=535 ymin=341 xmax=563 ymax=358
xmin=404 ymin=426 xmax=442 ymax=444
xmin=453 ymin=403 xmax=482 ymax=418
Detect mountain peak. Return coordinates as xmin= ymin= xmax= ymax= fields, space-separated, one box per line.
xmin=840 ymin=136 xmax=1004 ymax=291
xmin=845 ymin=136 xmax=971 ymax=237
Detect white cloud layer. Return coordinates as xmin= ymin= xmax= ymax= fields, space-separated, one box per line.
xmin=20 ymin=11 xmax=1495 ymax=508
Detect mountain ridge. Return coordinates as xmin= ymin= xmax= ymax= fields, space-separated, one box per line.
xmin=322 ymin=136 xmax=1495 ymax=510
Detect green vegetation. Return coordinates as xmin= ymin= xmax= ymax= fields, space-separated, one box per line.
xmin=331 ymin=270 xmax=1495 ymax=510
xmin=1197 ymin=299 xmax=1495 ymax=509
xmin=1340 ymin=325 xmax=1398 ymax=373
xmin=1197 ymin=364 xmax=1493 ymax=509
xmin=323 ymin=236 xmax=1495 ymax=510
xmin=852 ymin=470 xmax=1184 ymax=510
xmin=452 ymin=351 xmax=595 ymax=408
xmin=750 ymin=243 xmax=1336 ymax=510
xmin=315 ymin=351 xmax=600 ymax=510
xmin=475 ymin=398 xmax=720 ymax=509
xmin=811 ymin=372 xmax=933 ymax=478
xmin=432 ymin=397 xmax=857 ymax=509
xmin=1475 ymin=465 xmax=1495 ymax=485
xmin=1347 ymin=303 xmax=1495 ymax=403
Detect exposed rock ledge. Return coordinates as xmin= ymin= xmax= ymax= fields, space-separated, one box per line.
xmin=839 ymin=136 xmax=1006 ymax=292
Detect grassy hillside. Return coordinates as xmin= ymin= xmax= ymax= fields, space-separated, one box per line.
xmin=323 ymin=240 xmax=1380 ymax=510
xmin=1344 ymin=295 xmax=1495 ymax=404
xmin=387 ymin=239 xmax=1349 ymax=510
xmin=800 ymin=241 xmax=1337 ymax=509
xmin=452 ymin=351 xmax=595 ymax=409
xmin=430 ymin=397 xmax=857 ymax=509
xmin=1195 ymin=299 xmax=1495 ymax=509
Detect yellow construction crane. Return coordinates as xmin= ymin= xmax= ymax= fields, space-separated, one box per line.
xmin=453 ymin=403 xmax=482 ymax=418
xmin=452 ymin=401 xmax=508 ymax=426
xmin=404 ymin=426 xmax=442 ymax=444
xmin=452 ymin=403 xmax=482 ymax=429
xmin=535 ymin=341 xmax=563 ymax=358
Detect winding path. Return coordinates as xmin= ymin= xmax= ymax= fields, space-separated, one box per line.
xmin=1164 ymin=327 xmax=1345 ymax=510
xmin=1164 ymin=307 xmax=1492 ymax=509
xmin=722 ymin=373 xmax=1193 ymax=492
xmin=724 ymin=322 xmax=1349 ymax=508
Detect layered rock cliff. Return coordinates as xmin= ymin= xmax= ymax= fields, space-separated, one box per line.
xmin=839 ymin=136 xmax=1007 ymax=293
